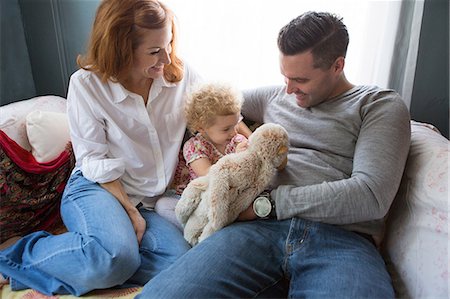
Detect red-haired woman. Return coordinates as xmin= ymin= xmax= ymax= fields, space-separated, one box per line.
xmin=0 ymin=0 xmax=201 ymax=296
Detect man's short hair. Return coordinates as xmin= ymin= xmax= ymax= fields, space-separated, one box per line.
xmin=277 ymin=11 xmax=349 ymax=69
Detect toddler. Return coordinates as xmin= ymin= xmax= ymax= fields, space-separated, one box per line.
xmin=183 ymin=83 xmax=250 ymax=180
xmin=156 ymin=83 xmax=251 ymax=228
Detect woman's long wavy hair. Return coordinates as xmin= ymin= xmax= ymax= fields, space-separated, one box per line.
xmin=77 ymin=0 xmax=183 ymax=83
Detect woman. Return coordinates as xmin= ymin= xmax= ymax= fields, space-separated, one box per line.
xmin=0 ymin=0 xmax=200 ymax=296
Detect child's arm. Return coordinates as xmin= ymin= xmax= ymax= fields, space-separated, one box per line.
xmin=189 ymin=157 xmax=213 ymax=177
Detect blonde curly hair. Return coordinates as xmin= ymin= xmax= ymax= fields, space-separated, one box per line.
xmin=185 ymin=83 xmax=243 ymax=133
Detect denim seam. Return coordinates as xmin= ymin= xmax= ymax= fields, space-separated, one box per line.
xmin=10 ymin=277 xmax=17 ymax=290
xmin=290 ymin=222 xmax=310 ymax=254
xmin=252 ymin=276 xmax=285 ymax=298
xmin=1 ymin=240 xmax=92 ymax=270
xmin=62 ymin=180 xmax=90 ymax=236
xmin=139 ymin=210 xmax=159 ymax=252
xmin=22 ymin=197 xmax=92 ymax=268
xmin=283 ymin=219 xmax=312 ymax=278
xmin=283 ymin=219 xmax=296 ymax=278
xmin=30 ymin=241 xmax=93 ymax=268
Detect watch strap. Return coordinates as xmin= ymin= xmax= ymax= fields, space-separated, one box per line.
xmin=267 ymin=191 xmax=276 ymax=219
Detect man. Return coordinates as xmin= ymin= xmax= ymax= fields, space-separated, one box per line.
xmin=138 ymin=11 xmax=410 ymax=298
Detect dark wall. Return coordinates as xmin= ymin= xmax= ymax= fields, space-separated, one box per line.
xmin=0 ymin=0 xmax=36 ymax=105
xmin=0 ymin=0 xmax=99 ymax=106
xmin=410 ymin=0 xmax=449 ymax=138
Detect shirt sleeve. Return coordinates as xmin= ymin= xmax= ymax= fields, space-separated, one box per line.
xmin=242 ymin=86 xmax=283 ymax=123
xmin=183 ymin=136 xmax=211 ymax=165
xmin=274 ymin=93 xmax=411 ymax=225
xmin=184 ymin=62 xmax=204 ymax=91
xmin=67 ymin=73 xmax=125 ymax=183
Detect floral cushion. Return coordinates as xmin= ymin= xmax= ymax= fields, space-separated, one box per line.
xmin=0 ymin=285 xmax=142 ymax=299
xmin=0 ymin=130 xmax=74 ymax=243
xmin=382 ymin=121 xmax=449 ymax=298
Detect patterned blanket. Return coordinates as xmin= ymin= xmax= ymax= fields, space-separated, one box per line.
xmin=0 ymin=130 xmax=74 ymax=243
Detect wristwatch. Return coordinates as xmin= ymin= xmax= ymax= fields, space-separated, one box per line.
xmin=253 ymin=191 xmax=276 ymax=219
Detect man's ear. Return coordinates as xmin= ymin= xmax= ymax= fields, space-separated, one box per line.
xmin=334 ymin=56 xmax=345 ymax=73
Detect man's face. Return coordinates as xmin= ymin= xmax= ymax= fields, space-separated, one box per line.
xmin=279 ymin=51 xmax=340 ymax=108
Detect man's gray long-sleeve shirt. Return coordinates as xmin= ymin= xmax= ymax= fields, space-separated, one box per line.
xmin=242 ymin=85 xmax=411 ymax=239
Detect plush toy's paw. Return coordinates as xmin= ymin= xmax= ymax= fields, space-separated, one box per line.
xmin=198 ymin=223 xmax=216 ymax=244
xmin=185 ymin=234 xmax=199 ymax=246
xmin=184 ymin=216 xmax=208 ymax=246
xmin=190 ymin=177 xmax=209 ymax=190
xmin=176 ymin=176 xmax=210 ymax=225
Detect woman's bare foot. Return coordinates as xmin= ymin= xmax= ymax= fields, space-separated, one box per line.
xmin=0 ymin=274 xmax=9 ymax=288
xmin=0 ymin=237 xmax=19 ymax=289
xmin=0 ymin=236 xmax=21 ymax=250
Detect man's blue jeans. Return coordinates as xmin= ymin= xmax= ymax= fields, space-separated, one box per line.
xmin=138 ymin=218 xmax=394 ymax=298
xmin=0 ymin=170 xmax=190 ymax=296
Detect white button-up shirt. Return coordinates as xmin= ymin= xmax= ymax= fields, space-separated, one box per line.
xmin=66 ymin=64 xmax=201 ymax=207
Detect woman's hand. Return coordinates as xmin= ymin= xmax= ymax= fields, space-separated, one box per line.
xmin=100 ymin=179 xmax=146 ymax=244
xmin=127 ymin=208 xmax=146 ymax=244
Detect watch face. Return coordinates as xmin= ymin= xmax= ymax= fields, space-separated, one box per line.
xmin=254 ymin=196 xmax=271 ymax=218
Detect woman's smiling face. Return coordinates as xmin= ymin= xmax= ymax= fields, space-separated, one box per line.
xmin=131 ymin=24 xmax=173 ymax=80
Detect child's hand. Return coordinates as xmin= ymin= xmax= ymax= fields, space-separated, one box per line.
xmin=235 ymin=140 xmax=249 ymax=153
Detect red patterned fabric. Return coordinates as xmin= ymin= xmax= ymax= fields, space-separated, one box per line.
xmin=0 ymin=130 xmax=75 ymax=243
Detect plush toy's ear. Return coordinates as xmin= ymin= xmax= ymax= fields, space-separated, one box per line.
xmin=277 ymin=145 xmax=288 ymax=170
xmin=277 ymin=157 xmax=288 ymax=170
xmin=278 ymin=145 xmax=288 ymax=155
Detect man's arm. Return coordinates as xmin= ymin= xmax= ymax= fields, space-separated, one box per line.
xmin=275 ymin=95 xmax=411 ymax=224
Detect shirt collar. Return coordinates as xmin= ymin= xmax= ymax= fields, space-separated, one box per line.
xmin=108 ymin=79 xmax=129 ymax=104
xmin=109 ymin=75 xmax=176 ymax=104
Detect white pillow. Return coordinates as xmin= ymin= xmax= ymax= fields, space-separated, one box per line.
xmin=0 ymin=95 xmax=66 ymax=151
xmin=26 ymin=110 xmax=70 ymax=163
xmin=383 ymin=121 xmax=449 ymax=298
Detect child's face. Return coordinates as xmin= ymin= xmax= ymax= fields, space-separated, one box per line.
xmin=200 ymin=113 xmax=240 ymax=149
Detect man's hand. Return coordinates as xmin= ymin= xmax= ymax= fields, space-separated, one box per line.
xmin=237 ymin=204 xmax=257 ymax=221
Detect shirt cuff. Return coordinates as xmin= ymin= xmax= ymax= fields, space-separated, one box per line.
xmin=81 ymin=156 xmax=125 ymax=183
xmin=272 ymin=186 xmax=294 ymax=220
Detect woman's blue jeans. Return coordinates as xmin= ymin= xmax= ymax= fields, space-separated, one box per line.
xmin=138 ymin=218 xmax=395 ymax=298
xmin=0 ymin=170 xmax=190 ymax=296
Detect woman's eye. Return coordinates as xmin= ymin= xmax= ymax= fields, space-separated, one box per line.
xmin=149 ymin=50 xmax=160 ymax=55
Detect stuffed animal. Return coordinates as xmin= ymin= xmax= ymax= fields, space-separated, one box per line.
xmin=175 ymin=123 xmax=289 ymax=246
